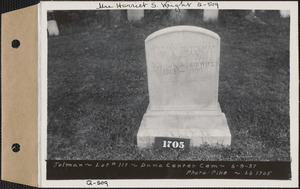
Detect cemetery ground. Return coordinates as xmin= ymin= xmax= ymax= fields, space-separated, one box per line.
xmin=48 ymin=11 xmax=290 ymax=161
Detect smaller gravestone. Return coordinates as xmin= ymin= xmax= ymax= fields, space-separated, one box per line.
xmin=203 ymin=10 xmax=219 ymax=22
xmin=127 ymin=10 xmax=144 ymax=21
xmin=47 ymin=20 xmax=59 ymax=36
xmin=280 ymin=10 xmax=290 ymax=18
xmin=137 ymin=26 xmax=231 ymax=149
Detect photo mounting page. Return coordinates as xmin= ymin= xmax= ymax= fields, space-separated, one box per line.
xmin=40 ymin=1 xmax=298 ymax=188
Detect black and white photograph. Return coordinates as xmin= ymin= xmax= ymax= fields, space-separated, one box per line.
xmin=2 ymin=1 xmax=298 ymax=188
xmin=48 ymin=8 xmax=290 ymax=159
xmin=41 ymin=1 xmax=297 ymax=187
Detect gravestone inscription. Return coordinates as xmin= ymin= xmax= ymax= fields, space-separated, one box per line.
xmin=137 ymin=26 xmax=231 ymax=149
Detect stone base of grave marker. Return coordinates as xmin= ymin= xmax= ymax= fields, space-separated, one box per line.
xmin=137 ymin=103 xmax=231 ymax=148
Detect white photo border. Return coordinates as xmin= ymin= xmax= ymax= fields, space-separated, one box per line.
xmin=39 ymin=1 xmax=299 ymax=187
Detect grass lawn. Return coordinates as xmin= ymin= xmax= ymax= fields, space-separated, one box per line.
xmin=47 ymin=10 xmax=290 ymax=161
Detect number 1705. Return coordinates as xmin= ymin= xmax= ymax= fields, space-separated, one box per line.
xmin=162 ymin=140 xmax=185 ymax=149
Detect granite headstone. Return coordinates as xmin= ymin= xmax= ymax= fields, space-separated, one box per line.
xmin=137 ymin=26 xmax=231 ymax=149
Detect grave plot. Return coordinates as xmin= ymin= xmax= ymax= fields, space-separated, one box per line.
xmin=47 ymin=10 xmax=290 ymax=161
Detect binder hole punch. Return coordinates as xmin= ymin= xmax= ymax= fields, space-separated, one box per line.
xmin=11 ymin=39 xmax=20 ymax=48
xmin=11 ymin=143 xmax=20 ymax=152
